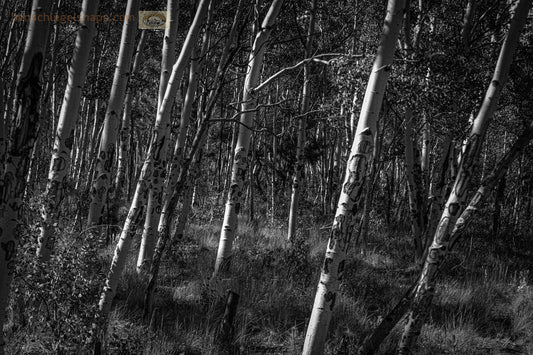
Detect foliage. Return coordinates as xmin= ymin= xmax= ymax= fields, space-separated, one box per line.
xmin=8 ymin=204 xmax=105 ymax=353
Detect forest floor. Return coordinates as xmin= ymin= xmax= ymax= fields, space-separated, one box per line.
xmin=5 ymin=206 xmax=533 ymax=354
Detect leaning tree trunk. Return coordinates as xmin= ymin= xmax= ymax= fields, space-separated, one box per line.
xmin=37 ymin=0 xmax=99 ymax=262
xmin=114 ymin=30 xmax=147 ymax=207
xmin=97 ymin=0 xmax=210 ymax=336
xmin=136 ymin=0 xmax=181 ymax=273
xmin=398 ymin=0 xmax=532 ymax=352
xmin=358 ymin=117 xmax=533 ymax=355
xmin=287 ymin=0 xmax=316 ymax=242
xmin=158 ymin=0 xmax=244 ymax=241
xmin=143 ymin=128 xmax=208 ymax=321
xmin=302 ymin=0 xmax=405 ymax=353
xmin=143 ymin=6 xmax=243 ymax=311
xmin=86 ymin=0 xmax=139 ymax=229
xmin=213 ymin=0 xmax=285 ymax=277
xmin=0 ymin=1 xmax=51 ymax=353
xmin=450 ymin=118 xmax=533 ymax=248
xmin=157 ymin=42 xmax=203 ymax=234
xmin=426 ymin=135 xmax=452 ymax=235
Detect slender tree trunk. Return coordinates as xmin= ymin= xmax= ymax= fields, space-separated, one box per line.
xmin=156 ymin=56 xmax=198 ymax=228
xmin=450 ymin=120 xmax=533 ymax=248
xmin=287 ymin=0 xmax=316 ymax=242
xmin=173 ymin=175 xmax=195 ymax=241
xmin=0 ymin=1 xmax=51 ymax=352
xmin=136 ymin=0 xmax=181 ymax=273
xmin=142 ymin=9 xmax=241 ymax=309
xmin=115 ymin=30 xmax=147 ymax=206
xmin=213 ymin=0 xmax=285 ymax=277
xmin=137 ymin=0 xmax=207 ymax=272
xmin=248 ymin=136 xmax=256 ymax=222
xmin=143 ymin=128 xmax=208 ymax=320
xmin=359 ymin=282 xmax=418 ymax=355
xmin=359 ymin=117 xmax=533 ymax=355
xmin=0 ymin=79 xmax=6 ymax=179
xmin=97 ymin=0 xmax=212 ymax=336
xmin=398 ymin=1 xmax=531 ymax=351
xmin=492 ymin=175 xmax=506 ymax=234
xmin=86 ymin=0 xmax=140 ymax=229
xmin=158 ymin=1 xmax=180 ymax=111
xmin=157 ymin=0 xmax=220 ymax=238
xmin=426 ymin=135 xmax=452 ymax=237
xmin=461 ymin=0 xmax=476 ymax=53
xmin=302 ymin=1 xmax=405 ymax=353
xmin=94 ymin=157 xmax=151 ymax=350
xmin=37 ymin=0 xmax=99 ymax=262
xmin=271 ymin=87 xmax=278 ymax=223
xmin=404 ymin=110 xmax=425 ymax=259
xmin=74 ymin=100 xmax=93 ymax=191
xmin=421 ymin=113 xmax=430 ymax=191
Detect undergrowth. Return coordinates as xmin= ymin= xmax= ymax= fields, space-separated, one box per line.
xmin=5 ymin=205 xmax=533 ymax=354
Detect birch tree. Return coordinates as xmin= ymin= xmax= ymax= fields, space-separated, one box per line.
xmin=0 ymin=0 xmax=51 ymax=352
xmin=145 ymin=0 xmax=245 ymax=313
xmin=114 ymin=30 xmax=147 ymax=205
xmin=213 ymin=0 xmax=285 ymax=276
xmin=97 ymin=0 xmax=210 ymax=332
xmin=450 ymin=118 xmax=533 ymax=249
xmin=86 ymin=0 xmax=140 ymax=229
xmin=359 ymin=118 xmax=533 ymax=355
xmin=302 ymin=0 xmax=405 ymax=353
xmin=157 ymin=38 xmax=204 ymax=235
xmin=37 ymin=0 xmax=99 ymax=262
xmin=136 ymin=0 xmax=181 ymax=272
xmin=403 ymin=110 xmax=427 ymax=259
xmin=398 ymin=0 xmax=532 ymax=351
xmin=287 ymin=0 xmax=316 ymax=242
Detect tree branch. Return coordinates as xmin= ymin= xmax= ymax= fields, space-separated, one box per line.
xmin=251 ymin=53 xmax=363 ymax=93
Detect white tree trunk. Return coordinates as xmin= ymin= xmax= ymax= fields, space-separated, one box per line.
xmin=115 ymin=30 xmax=147 ymax=206
xmin=302 ymin=0 xmax=405 ymax=353
xmin=37 ymin=0 xmax=99 ymax=262
xmin=136 ymin=0 xmax=207 ymax=272
xmin=398 ymin=0 xmax=532 ymax=351
xmin=158 ymin=46 xmax=202 ymax=233
xmin=0 ymin=1 xmax=51 ymax=352
xmin=213 ymin=0 xmax=285 ymax=276
xmin=86 ymin=0 xmax=140 ymax=228
xmin=98 ymin=0 xmax=209 ymax=327
xmin=143 ymin=0 xmax=245 ymax=315
xmin=136 ymin=0 xmax=181 ymax=273
xmin=450 ymin=119 xmax=533 ymax=248
xmin=287 ymin=0 xmax=316 ymax=242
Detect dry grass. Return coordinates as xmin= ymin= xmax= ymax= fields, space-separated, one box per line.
xmin=6 ymin=214 xmax=533 ymax=354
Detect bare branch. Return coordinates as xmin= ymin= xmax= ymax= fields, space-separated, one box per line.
xmin=252 ymin=53 xmax=363 ymax=93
